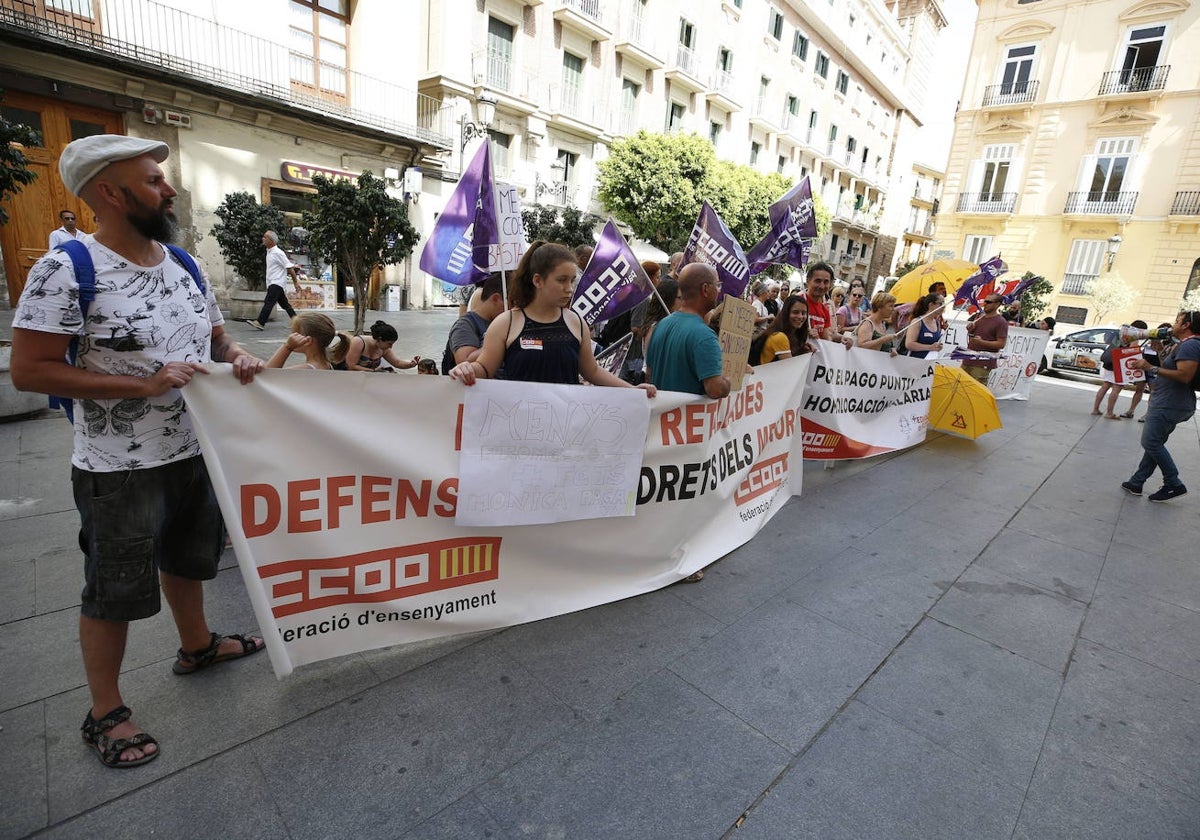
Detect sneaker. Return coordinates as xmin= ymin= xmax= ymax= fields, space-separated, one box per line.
xmin=1120 ymin=481 xmax=1143 ymax=497
xmin=1148 ymin=485 xmax=1187 ymax=503
xmin=245 ymin=320 xmax=265 ymax=330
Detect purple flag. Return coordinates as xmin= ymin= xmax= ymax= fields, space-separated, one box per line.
xmin=1000 ymin=274 xmax=1041 ymax=305
xmin=680 ymin=201 xmax=752 ymax=297
xmin=953 ymin=256 xmax=1008 ymax=306
xmin=418 ymin=142 xmax=499 ymax=286
xmin=746 ymin=177 xmax=818 ymax=274
xmin=570 ymin=219 xmax=654 ymax=327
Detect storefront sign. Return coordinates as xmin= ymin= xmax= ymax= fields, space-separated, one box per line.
xmin=281 ymin=161 xmax=358 ymax=186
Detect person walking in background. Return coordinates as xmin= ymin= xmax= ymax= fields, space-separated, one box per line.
xmin=48 ymin=208 xmax=86 ymax=249
xmin=835 ymin=286 xmax=865 ymax=338
xmin=245 ymin=230 xmax=300 ymax=330
xmin=265 ymin=312 xmax=342 ymax=370
xmin=1136 ymin=322 xmax=1173 ymax=422
xmin=1121 ymin=311 xmax=1200 ymax=502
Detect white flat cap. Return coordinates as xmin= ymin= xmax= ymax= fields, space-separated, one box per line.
xmin=58 ymin=134 xmax=170 ymax=196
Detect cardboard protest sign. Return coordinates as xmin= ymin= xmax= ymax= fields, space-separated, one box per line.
xmin=718 ymin=294 xmax=757 ymax=391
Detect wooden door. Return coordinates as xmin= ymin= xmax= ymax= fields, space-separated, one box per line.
xmin=1 ymin=90 xmax=122 ymax=305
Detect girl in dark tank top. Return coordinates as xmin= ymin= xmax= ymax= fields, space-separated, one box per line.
xmin=447 ymin=241 xmax=657 ymax=397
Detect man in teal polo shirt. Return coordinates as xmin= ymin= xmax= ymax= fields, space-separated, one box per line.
xmin=645 ymin=263 xmax=730 ymax=398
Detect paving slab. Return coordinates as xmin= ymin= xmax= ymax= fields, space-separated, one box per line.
xmin=930 ymin=565 xmax=1086 ymax=672
xmin=1006 ymin=500 xmax=1117 ymax=559
xmin=1013 ymin=732 xmax=1200 ymax=840
xmin=974 ymin=527 xmax=1105 ymax=603
xmin=1080 ymin=580 xmax=1200 ymax=682
xmin=670 ymin=593 xmax=887 ymax=752
xmin=735 ymin=700 xmax=1023 ymax=840
xmin=472 ymin=670 xmax=790 ymax=840
xmin=0 ymin=703 xmax=47 ymax=840
xmin=856 ymin=618 xmax=1061 ymax=787
xmin=398 ymin=794 xmax=503 ymax=840
xmin=1101 ymin=539 xmax=1200 ymax=613
xmin=251 ymin=641 xmax=575 ymax=840
xmin=1050 ymin=638 xmax=1200 ymax=799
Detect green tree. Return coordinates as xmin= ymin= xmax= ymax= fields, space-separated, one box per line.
xmin=596 ymin=131 xmax=717 ymax=252
xmin=520 ymin=204 xmax=598 ymax=248
xmin=1016 ymin=272 xmax=1054 ymax=322
xmin=894 ymin=259 xmax=923 ymax=279
xmin=597 ymin=130 xmax=830 ymax=258
xmin=1085 ymin=272 xmax=1137 ymax=324
xmin=303 ymin=171 xmax=418 ymax=335
xmin=0 ymin=102 xmax=39 ymax=226
xmin=209 ymin=191 xmax=287 ymax=290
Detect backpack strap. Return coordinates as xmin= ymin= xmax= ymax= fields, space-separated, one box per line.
xmin=164 ymin=244 xmax=206 ymax=296
xmin=48 ymin=240 xmax=97 ymax=422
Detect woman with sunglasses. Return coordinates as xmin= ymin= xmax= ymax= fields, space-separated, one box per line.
xmin=836 ymin=288 xmax=865 ymax=337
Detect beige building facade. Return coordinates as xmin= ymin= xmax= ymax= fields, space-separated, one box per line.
xmin=936 ymin=0 xmax=1200 ymax=328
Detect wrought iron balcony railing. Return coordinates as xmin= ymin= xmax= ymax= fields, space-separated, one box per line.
xmin=956 ymin=193 xmax=1017 ymax=214
xmin=1170 ymin=190 xmax=1200 ymax=215
xmin=1060 ymin=274 xmax=1094 ymax=296
xmin=982 ymin=80 xmax=1039 ymax=107
xmin=1098 ymin=65 xmax=1170 ymax=96
xmin=1063 ymin=191 xmax=1138 ymax=215
xmin=0 ymin=0 xmax=451 ymax=146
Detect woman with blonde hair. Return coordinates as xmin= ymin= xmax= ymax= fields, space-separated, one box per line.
xmin=266 ymin=312 xmax=343 ymax=370
xmin=856 ymin=292 xmax=900 ymax=355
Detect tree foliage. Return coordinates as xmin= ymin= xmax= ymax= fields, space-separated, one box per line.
xmin=596 ymin=130 xmax=829 ymax=256
xmin=210 ymin=191 xmax=287 ymax=290
xmin=303 ymin=172 xmax=418 ymax=335
xmin=0 ymin=100 xmax=39 ymax=226
xmin=1016 ymin=272 xmax=1055 ymax=321
xmin=1085 ymin=272 xmax=1138 ymax=324
xmin=1180 ymin=289 xmax=1200 ymax=314
xmin=520 ymin=204 xmax=598 ymax=248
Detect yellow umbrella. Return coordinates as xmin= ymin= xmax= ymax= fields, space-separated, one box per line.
xmin=890 ymin=259 xmax=981 ymax=304
xmin=928 ymin=364 xmax=1002 ymax=440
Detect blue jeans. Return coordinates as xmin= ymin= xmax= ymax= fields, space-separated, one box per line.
xmin=1130 ymin=405 xmax=1195 ymax=488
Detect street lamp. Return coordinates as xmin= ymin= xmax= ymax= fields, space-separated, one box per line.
xmin=460 ymin=92 xmax=497 ymax=153
xmin=1105 ymin=234 xmax=1122 ymax=272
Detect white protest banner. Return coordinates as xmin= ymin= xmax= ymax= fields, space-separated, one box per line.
xmin=945 ymin=322 xmax=1050 ymax=400
xmin=718 ymin=294 xmax=757 ymax=391
xmin=800 ymin=341 xmax=934 ymax=459
xmin=455 ymin=380 xmax=650 ymax=526
xmin=487 ymin=182 xmax=527 ymax=272
xmin=184 ymin=361 xmax=809 ymax=676
xmin=1112 ymin=345 xmax=1146 ymax=385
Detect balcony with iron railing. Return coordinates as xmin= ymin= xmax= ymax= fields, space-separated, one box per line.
xmin=749 ymin=97 xmax=781 ymax=132
xmin=1064 ymin=191 xmax=1138 ymax=215
xmin=1098 ymin=65 xmax=1170 ymax=96
xmin=665 ymin=43 xmax=704 ymax=91
xmin=552 ymin=0 xmax=611 ymax=40
xmin=1060 ymin=274 xmax=1094 ymax=296
xmin=0 ymin=0 xmax=451 ymax=147
xmin=614 ymin=7 xmax=662 ymax=68
xmin=905 ymin=221 xmax=935 ymax=239
xmin=1170 ymin=190 xmax=1200 ymax=215
xmin=534 ymin=180 xmax=577 ymax=208
xmin=470 ymin=50 xmax=540 ymax=106
xmin=546 ymin=82 xmax=606 ymax=136
xmin=982 ymin=80 xmax=1039 ymax=107
xmin=707 ymin=70 xmax=740 ymax=110
xmin=956 ymin=192 xmax=1017 ymax=214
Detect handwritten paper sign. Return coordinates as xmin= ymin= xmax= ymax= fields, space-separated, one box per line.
xmin=487 ymin=183 xmax=528 ymax=272
xmin=456 ymin=380 xmax=651 ymax=526
xmin=718 ymin=294 xmax=757 ymax=391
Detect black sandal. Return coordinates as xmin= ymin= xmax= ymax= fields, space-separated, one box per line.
xmin=172 ymin=631 xmax=264 ymax=675
xmin=81 ymin=705 xmax=159 ymax=769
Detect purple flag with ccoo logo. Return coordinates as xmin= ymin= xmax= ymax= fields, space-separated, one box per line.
xmin=681 ymin=201 xmax=752 ymax=298
xmin=418 ymin=142 xmax=499 ymax=286
xmin=570 ymin=219 xmax=654 ymax=327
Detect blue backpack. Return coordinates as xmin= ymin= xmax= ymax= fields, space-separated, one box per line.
xmin=49 ymin=240 xmax=206 ymax=423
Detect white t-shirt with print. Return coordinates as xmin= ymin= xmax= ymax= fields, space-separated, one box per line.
xmin=265 ymin=244 xmax=292 ymax=288
xmin=14 ymin=240 xmax=223 ymax=472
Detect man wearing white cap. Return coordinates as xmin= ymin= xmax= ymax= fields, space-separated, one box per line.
xmin=245 ymin=229 xmax=301 ymax=330
xmin=10 ymin=134 xmax=266 ymax=769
